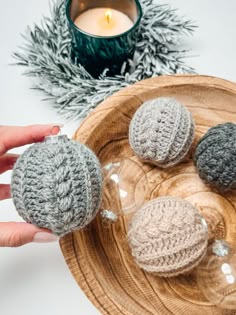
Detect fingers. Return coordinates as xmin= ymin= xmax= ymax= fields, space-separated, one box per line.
xmin=0 ymin=124 xmax=62 ymax=156
xmin=0 ymin=184 xmax=11 ymax=200
xmin=0 ymin=125 xmax=62 ymax=247
xmin=0 ymin=222 xmax=59 ymax=247
xmin=0 ymin=153 xmax=19 ymax=174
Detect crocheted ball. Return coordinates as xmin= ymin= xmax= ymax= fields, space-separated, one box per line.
xmin=129 ymin=97 xmax=195 ymax=168
xmin=128 ymin=196 xmax=208 ymax=277
xmin=11 ymin=135 xmax=103 ymax=236
xmin=194 ymin=123 xmax=236 ymax=191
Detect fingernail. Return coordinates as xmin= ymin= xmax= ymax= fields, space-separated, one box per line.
xmin=49 ymin=123 xmax=64 ymax=128
xmin=49 ymin=124 xmax=64 ymax=136
xmin=33 ymin=232 xmax=59 ymax=243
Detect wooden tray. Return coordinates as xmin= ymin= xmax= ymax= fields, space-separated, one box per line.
xmin=60 ymin=75 xmax=236 ymax=315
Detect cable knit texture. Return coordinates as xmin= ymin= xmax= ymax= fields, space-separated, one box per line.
xmin=128 ymin=196 xmax=208 ymax=277
xmin=194 ymin=122 xmax=236 ymax=191
xmin=129 ymin=97 xmax=195 ymax=168
xmin=11 ymin=135 xmax=103 ymax=236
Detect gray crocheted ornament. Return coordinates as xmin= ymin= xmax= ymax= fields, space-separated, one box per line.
xmin=11 ymin=135 xmax=103 ymax=236
xmin=128 ymin=196 xmax=208 ymax=277
xmin=194 ymin=122 xmax=236 ymax=191
xmin=129 ymin=97 xmax=195 ymax=168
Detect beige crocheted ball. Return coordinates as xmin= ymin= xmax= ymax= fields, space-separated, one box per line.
xmin=128 ymin=196 xmax=208 ymax=277
xmin=129 ymin=97 xmax=195 ymax=168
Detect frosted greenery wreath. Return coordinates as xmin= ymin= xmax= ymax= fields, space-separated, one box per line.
xmin=14 ymin=0 xmax=196 ymax=120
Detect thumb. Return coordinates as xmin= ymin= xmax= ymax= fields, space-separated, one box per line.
xmin=0 ymin=222 xmax=59 ymax=247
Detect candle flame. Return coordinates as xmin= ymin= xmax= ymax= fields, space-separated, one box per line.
xmin=105 ymin=9 xmax=112 ymax=24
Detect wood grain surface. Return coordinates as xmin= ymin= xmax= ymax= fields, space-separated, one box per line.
xmin=60 ymin=75 xmax=236 ymax=315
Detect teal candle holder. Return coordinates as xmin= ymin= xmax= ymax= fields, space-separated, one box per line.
xmin=66 ymin=0 xmax=142 ymax=78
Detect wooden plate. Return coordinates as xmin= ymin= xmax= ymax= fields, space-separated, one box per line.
xmin=60 ymin=75 xmax=236 ymax=315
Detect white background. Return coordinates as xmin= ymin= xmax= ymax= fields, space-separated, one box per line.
xmin=0 ymin=1 xmax=235 ymax=314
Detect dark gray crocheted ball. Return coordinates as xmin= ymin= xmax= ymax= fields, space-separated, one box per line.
xmin=129 ymin=97 xmax=195 ymax=168
xmin=194 ymin=123 xmax=236 ymax=191
xmin=11 ymin=135 xmax=103 ymax=236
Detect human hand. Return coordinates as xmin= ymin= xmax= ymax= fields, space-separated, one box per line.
xmin=0 ymin=124 xmax=61 ymax=247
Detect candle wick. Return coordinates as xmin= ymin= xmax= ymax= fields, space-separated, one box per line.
xmin=105 ymin=10 xmax=112 ymax=25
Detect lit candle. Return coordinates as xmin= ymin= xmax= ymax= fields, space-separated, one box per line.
xmin=66 ymin=0 xmax=142 ymax=77
xmin=74 ymin=8 xmax=134 ymax=37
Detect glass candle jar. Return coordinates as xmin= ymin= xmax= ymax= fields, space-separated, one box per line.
xmin=66 ymin=0 xmax=142 ymax=77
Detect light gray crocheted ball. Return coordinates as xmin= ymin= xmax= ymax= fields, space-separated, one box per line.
xmin=11 ymin=135 xmax=103 ymax=236
xmin=128 ymin=196 xmax=208 ymax=277
xmin=194 ymin=122 xmax=236 ymax=191
xmin=129 ymin=97 xmax=195 ymax=168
